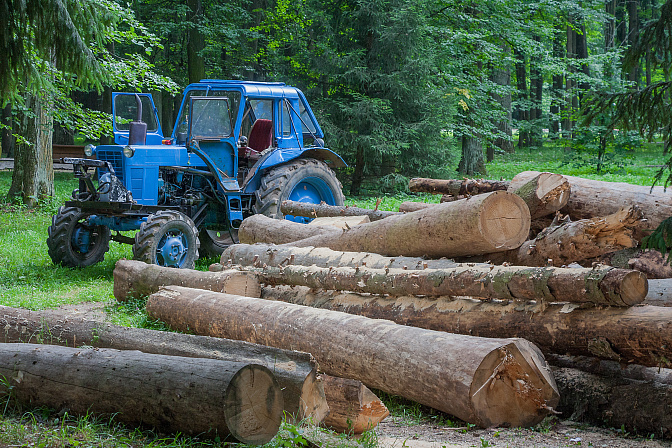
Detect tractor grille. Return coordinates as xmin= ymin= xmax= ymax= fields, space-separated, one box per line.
xmin=97 ymin=150 xmax=124 ymax=183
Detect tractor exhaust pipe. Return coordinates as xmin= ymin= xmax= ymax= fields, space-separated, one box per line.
xmin=128 ymin=94 xmax=147 ymax=145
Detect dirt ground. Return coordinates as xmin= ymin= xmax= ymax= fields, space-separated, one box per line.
xmin=58 ymin=302 xmax=672 ymax=448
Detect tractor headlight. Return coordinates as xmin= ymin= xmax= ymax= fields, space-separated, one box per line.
xmin=123 ymin=145 xmax=135 ymax=158
xmin=84 ymin=144 xmax=95 ymax=157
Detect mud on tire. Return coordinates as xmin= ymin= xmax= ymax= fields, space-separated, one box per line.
xmin=47 ymin=206 xmax=111 ymax=268
xmin=133 ymin=210 xmax=200 ymax=269
xmin=253 ymin=158 xmax=344 ymax=219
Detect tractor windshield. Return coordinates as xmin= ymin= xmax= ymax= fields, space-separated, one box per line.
xmin=176 ymin=90 xmax=241 ymax=137
xmin=188 ymin=97 xmax=233 ymax=140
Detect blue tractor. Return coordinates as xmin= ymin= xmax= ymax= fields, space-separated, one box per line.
xmin=47 ymin=80 xmax=346 ymax=269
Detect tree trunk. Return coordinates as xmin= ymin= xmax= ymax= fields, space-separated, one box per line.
xmin=530 ymin=36 xmax=543 ymax=146
xmin=146 ymin=286 xmax=559 ymax=428
xmin=515 ymin=49 xmax=530 ymax=149
xmin=563 ymin=23 xmax=577 ymax=142
xmin=350 ymin=146 xmax=365 ymax=196
xmin=490 ymin=53 xmax=514 ymax=155
xmin=627 ymin=0 xmax=640 ymax=86
xmin=1 ymin=104 xmax=14 ymax=158
xmin=552 ymin=366 xmax=672 ymax=438
xmin=409 ymin=178 xmax=509 ymax=195
xmin=222 ymin=243 xmax=466 ymax=271
xmin=0 ymin=305 xmax=327 ymax=424
xmin=282 ymin=191 xmax=531 ymax=258
xmin=252 ymin=263 xmax=646 ymax=306
xmin=458 ymin=133 xmax=486 ymax=176
xmin=321 ymin=375 xmax=389 ymax=434
xmin=0 ymin=344 xmax=283 ymax=444
xmin=187 ymin=0 xmax=206 ymax=84
xmin=464 ymin=206 xmax=643 ymax=266
xmin=550 ymin=28 xmax=564 ymax=139
xmin=514 ymin=171 xmax=672 ymax=236
xmin=8 ymin=92 xmax=54 ymax=206
xmin=280 ymin=200 xmax=401 ymax=221
xmin=508 ymin=172 xmax=569 ymax=219
xmin=261 ymin=286 xmax=672 ymax=368
xmin=238 ymin=214 xmax=340 ymax=245
xmin=113 ymin=259 xmax=261 ymax=302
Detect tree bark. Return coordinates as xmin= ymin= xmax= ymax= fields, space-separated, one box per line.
xmin=146 ymin=286 xmax=559 ymax=428
xmin=490 ymin=51 xmax=514 ymax=155
xmin=0 ymin=343 xmax=283 ymax=444
xmin=239 ymin=214 xmax=340 ymax=245
xmin=321 ymin=375 xmax=389 ymax=434
xmin=398 ymin=201 xmax=433 ymax=213
xmin=627 ymin=0 xmax=640 ymax=86
xmin=222 ymin=243 xmax=466 ymax=271
xmin=0 ymin=305 xmax=327 ymax=424
xmin=409 ymin=178 xmax=509 ymax=195
xmin=463 ymin=206 xmax=643 ymax=266
xmin=515 ymin=49 xmax=530 ymax=148
xmin=281 ymin=192 xmax=531 ymax=259
xmin=513 ymin=171 xmax=672 ymax=236
xmin=629 ymin=250 xmax=672 ymax=279
xmin=552 ymin=366 xmax=672 ymax=438
xmin=645 ymin=279 xmax=672 ymax=306
xmin=1 ymin=104 xmax=14 ymax=158
xmin=280 ymin=200 xmax=401 ymax=221
xmin=261 ymin=287 xmax=672 ymax=368
xmin=458 ymin=133 xmax=486 ymax=176
xmin=8 ymin=92 xmax=54 ymax=206
xmin=251 ymin=264 xmax=646 ymax=306
xmin=113 ymin=259 xmax=261 ymax=302
xmin=187 ymin=0 xmax=206 ymax=84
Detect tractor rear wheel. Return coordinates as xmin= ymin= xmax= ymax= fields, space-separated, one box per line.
xmin=253 ymin=158 xmax=344 ymax=222
xmin=133 ymin=211 xmax=200 ymax=269
xmin=199 ymin=228 xmax=239 ymax=259
xmin=47 ymin=206 xmax=111 ymax=268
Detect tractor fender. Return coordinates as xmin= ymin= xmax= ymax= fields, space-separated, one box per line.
xmin=242 ymin=147 xmax=346 ymax=194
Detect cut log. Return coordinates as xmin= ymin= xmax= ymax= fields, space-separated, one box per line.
xmin=147 ymin=286 xmax=559 ymax=428
xmin=547 ymin=354 xmax=672 ymax=385
xmin=464 ymin=206 xmax=644 ymax=266
xmin=285 ymin=191 xmax=531 ymax=258
xmin=309 ymin=215 xmax=370 ymax=229
xmin=321 ymin=375 xmax=389 ymax=434
xmin=0 ymin=343 xmax=283 ymax=444
xmin=511 ymin=170 xmax=672 ymax=235
xmin=629 ymin=250 xmax=672 ymax=279
xmin=260 ymin=286 xmax=672 ymax=368
xmin=280 ymin=200 xmax=401 ymax=221
xmin=552 ymin=366 xmax=672 ymax=438
xmin=441 ymin=194 xmax=466 ymax=202
xmin=222 ymin=244 xmax=465 ymax=270
xmin=113 ymin=259 xmax=261 ymax=302
xmin=0 ymin=305 xmax=327 ymax=423
xmin=645 ymin=279 xmax=672 ymax=306
xmin=239 ymin=214 xmax=340 ymax=245
xmin=398 ymin=201 xmax=433 ymax=213
xmin=409 ymin=178 xmax=509 ymax=195
xmin=508 ymin=172 xmax=570 ymax=219
xmin=252 ymin=264 xmax=647 ymax=306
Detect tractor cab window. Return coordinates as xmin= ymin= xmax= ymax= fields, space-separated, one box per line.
xmin=188 ymin=97 xmax=233 ymax=140
xmin=114 ymin=95 xmax=158 ymax=132
xmin=240 ymin=99 xmax=274 ymax=153
xmin=176 ymin=90 xmax=241 ymax=137
xmin=299 ymin=98 xmax=317 ymax=134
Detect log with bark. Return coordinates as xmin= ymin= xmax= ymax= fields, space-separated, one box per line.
xmin=280 ymin=200 xmax=401 ymax=221
xmin=552 ymin=366 xmax=672 ymax=438
xmin=0 ymin=343 xmax=283 ymax=444
xmin=321 ymin=375 xmax=389 ymax=434
xmin=509 ymin=172 xmax=569 ymax=219
xmin=440 ymin=194 xmax=467 ymax=202
xmin=511 ymin=170 xmax=672 ymax=235
xmin=398 ymin=201 xmax=433 ymax=213
xmin=113 ymin=259 xmax=261 ymax=302
xmin=146 ymin=286 xmax=559 ymax=428
xmin=239 ymin=214 xmax=341 ymax=245
xmin=409 ymin=178 xmax=509 ymax=195
xmin=251 ymin=264 xmax=646 ymax=306
xmin=309 ymin=215 xmax=370 ymax=229
xmin=463 ymin=206 xmax=644 ymax=266
xmin=0 ymin=305 xmax=327 ymax=423
xmin=260 ymin=286 xmax=672 ymax=368
xmin=628 ymin=250 xmax=672 ymax=279
xmin=282 ymin=191 xmax=531 ymax=258
xmin=222 ymin=243 xmax=464 ymax=270
xmin=645 ymin=279 xmax=672 ymax=306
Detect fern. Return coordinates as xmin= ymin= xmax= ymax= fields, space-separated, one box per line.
xmin=642 ymin=217 xmax=672 ymax=264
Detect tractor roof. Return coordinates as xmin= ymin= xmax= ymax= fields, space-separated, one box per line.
xmin=188 ymin=80 xmax=302 ymax=98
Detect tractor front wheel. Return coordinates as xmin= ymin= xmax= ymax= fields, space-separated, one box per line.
xmin=133 ymin=211 xmax=200 ymax=269
xmin=47 ymin=206 xmax=111 ymax=268
xmin=253 ymin=158 xmax=345 ymax=222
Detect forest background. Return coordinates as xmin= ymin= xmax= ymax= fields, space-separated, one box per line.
xmin=2 ymin=0 xmax=672 ymax=203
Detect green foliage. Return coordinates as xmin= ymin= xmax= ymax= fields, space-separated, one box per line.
xmin=560 ymin=126 xmax=640 ymax=174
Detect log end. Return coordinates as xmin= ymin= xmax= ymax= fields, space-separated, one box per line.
xmin=618 ymin=270 xmax=649 ymax=306
xmin=470 ymin=339 xmax=559 ymax=428
xmin=299 ymin=371 xmax=330 ymax=424
xmin=480 ymin=191 xmax=531 ymax=251
xmin=224 ymin=364 xmax=284 ymax=445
